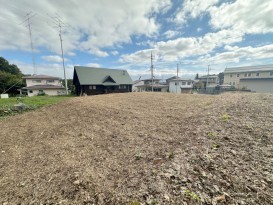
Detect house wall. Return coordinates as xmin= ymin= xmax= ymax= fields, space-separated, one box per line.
xmin=160 ymin=87 xmax=168 ymax=92
xmin=27 ymin=89 xmax=65 ymax=97
xmin=198 ymin=76 xmax=219 ymax=86
xmin=132 ymin=81 xmax=144 ymax=92
xmin=79 ymin=84 xmax=132 ymax=95
xmin=136 ymin=86 xmax=168 ymax=92
xmin=26 ymin=79 xmax=62 ymax=87
xmin=143 ymin=80 xmax=160 ymax=85
xmin=169 ymin=81 xmax=193 ymax=93
xmin=224 ymin=70 xmax=273 ymax=88
xmin=240 ymin=79 xmax=273 ymax=93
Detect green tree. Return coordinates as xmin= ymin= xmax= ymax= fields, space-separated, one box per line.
xmin=0 ymin=56 xmax=24 ymax=95
xmin=61 ymin=79 xmax=75 ymax=94
xmin=218 ymin=72 xmax=224 ymax=85
xmin=0 ymin=57 xmax=22 ymax=75
xmin=0 ymin=71 xmax=24 ymax=94
xmin=195 ymin=73 xmax=199 ymax=80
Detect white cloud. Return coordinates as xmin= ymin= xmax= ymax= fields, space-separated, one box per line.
xmin=164 ymin=30 xmax=180 ymax=39
xmin=175 ymin=0 xmax=219 ymax=24
xmin=209 ymin=0 xmax=273 ymax=34
xmin=120 ymin=49 xmax=154 ymax=64
xmin=120 ymin=29 xmax=244 ymax=63
xmin=86 ymin=63 xmax=101 ymax=68
xmin=0 ymin=0 xmax=172 ymax=57
xmin=111 ymin=51 xmax=119 ymax=56
xmin=198 ymin=44 xmax=273 ymax=64
xmin=67 ymin=52 xmax=76 ymax=56
xmin=136 ymin=40 xmax=155 ymax=47
xmin=88 ymin=48 xmax=109 ymax=57
xmin=42 ymin=55 xmax=67 ymax=63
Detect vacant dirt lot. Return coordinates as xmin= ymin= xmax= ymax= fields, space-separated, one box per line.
xmin=0 ymin=92 xmax=272 ymax=204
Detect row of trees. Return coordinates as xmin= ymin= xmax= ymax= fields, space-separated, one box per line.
xmin=0 ymin=57 xmax=25 ymax=95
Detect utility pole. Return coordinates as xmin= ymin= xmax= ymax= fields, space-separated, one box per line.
xmin=176 ymin=63 xmax=179 ymax=93
xmin=21 ymin=12 xmax=37 ymax=75
xmin=59 ymin=25 xmax=68 ymax=95
xmin=49 ymin=14 xmax=68 ymax=95
xmin=151 ymin=51 xmax=154 ymax=92
xmin=206 ymin=65 xmax=210 ymax=90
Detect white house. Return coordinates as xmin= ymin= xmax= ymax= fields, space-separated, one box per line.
xmin=198 ymin=75 xmax=219 ymax=87
xmin=168 ymin=77 xmax=193 ymax=93
xmin=224 ymin=64 xmax=273 ymax=93
xmin=132 ymin=80 xmax=144 ymax=92
xmin=134 ymin=78 xmax=168 ymax=92
xmin=22 ymin=75 xmax=66 ymax=97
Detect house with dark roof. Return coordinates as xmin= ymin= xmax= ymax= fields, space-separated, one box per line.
xmin=224 ymin=64 xmax=273 ymax=93
xmin=22 ymin=75 xmax=66 ymax=96
xmin=73 ymin=66 xmax=133 ymax=95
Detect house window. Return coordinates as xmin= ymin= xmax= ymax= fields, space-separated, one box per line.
xmin=187 ymin=82 xmax=191 ymax=85
xmin=29 ymin=90 xmax=33 ymax=93
xmin=233 ymin=82 xmax=235 ymax=86
xmin=229 ymin=82 xmax=232 ymax=85
xmin=46 ymin=80 xmax=54 ymax=83
xmin=270 ymin=71 xmax=273 ymax=76
xmin=244 ymin=73 xmax=247 ymax=77
xmin=182 ymin=82 xmax=186 ymax=85
xmin=174 ymin=82 xmax=178 ymax=85
xmin=119 ymin=85 xmax=126 ymax=89
xmin=237 ymin=74 xmax=240 ymax=77
xmin=32 ymin=80 xmax=41 ymax=83
xmin=89 ymin=85 xmax=96 ymax=90
xmin=230 ymin=74 xmax=233 ymax=78
xmin=256 ymin=73 xmax=259 ymax=76
xmin=248 ymin=73 xmax=251 ymax=77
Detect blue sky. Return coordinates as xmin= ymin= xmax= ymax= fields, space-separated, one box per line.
xmin=1 ymin=0 xmax=273 ymax=80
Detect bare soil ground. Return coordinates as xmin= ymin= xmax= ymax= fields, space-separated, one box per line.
xmin=0 ymin=92 xmax=272 ymax=205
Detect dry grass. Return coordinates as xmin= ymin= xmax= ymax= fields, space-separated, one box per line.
xmin=0 ymin=92 xmax=272 ymax=204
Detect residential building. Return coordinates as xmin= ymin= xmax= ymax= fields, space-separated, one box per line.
xmin=198 ymin=75 xmax=219 ymax=87
xmin=73 ymin=66 xmax=133 ymax=95
xmin=22 ymin=75 xmax=65 ymax=97
xmin=168 ymin=77 xmax=193 ymax=93
xmin=224 ymin=64 xmax=273 ymax=93
xmin=132 ymin=80 xmax=144 ymax=92
xmin=134 ymin=78 xmax=168 ymax=92
xmin=166 ymin=76 xmax=179 ymax=85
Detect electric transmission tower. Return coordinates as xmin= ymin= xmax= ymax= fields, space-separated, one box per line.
xmin=20 ymin=12 xmax=37 ymax=75
xmin=48 ymin=14 xmax=69 ymax=95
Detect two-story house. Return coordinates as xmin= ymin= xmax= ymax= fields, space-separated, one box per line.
xmin=134 ymin=78 xmax=168 ymax=92
xmin=198 ymin=75 xmax=219 ymax=87
xmin=132 ymin=80 xmax=144 ymax=92
xmin=224 ymin=64 xmax=273 ymax=93
xmin=167 ymin=76 xmax=193 ymax=93
xmin=22 ymin=75 xmax=66 ymax=97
